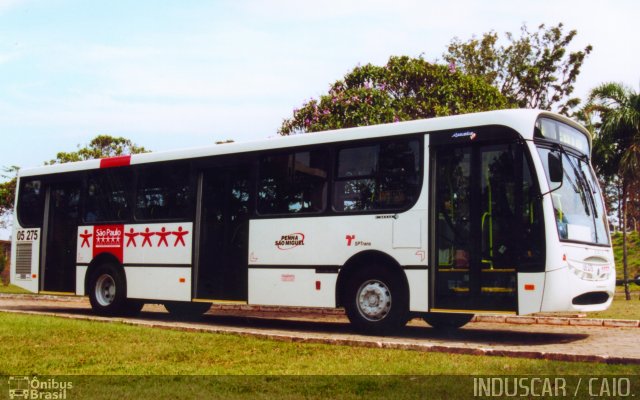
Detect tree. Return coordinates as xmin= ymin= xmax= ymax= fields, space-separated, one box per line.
xmin=0 ymin=166 xmax=18 ymax=229
xmin=47 ymin=135 xmax=148 ymax=164
xmin=443 ymin=23 xmax=592 ymax=115
xmin=279 ymin=55 xmax=509 ymax=135
xmin=586 ymin=82 xmax=640 ymax=301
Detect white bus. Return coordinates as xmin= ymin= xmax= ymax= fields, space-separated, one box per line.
xmin=10 ymin=109 xmax=615 ymax=333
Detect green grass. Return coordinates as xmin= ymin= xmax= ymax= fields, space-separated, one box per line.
xmin=2 ymin=312 xmax=635 ymax=376
xmin=0 ymin=312 xmax=637 ymax=399
xmin=0 ymin=283 xmax=31 ymax=294
xmin=611 ymin=231 xmax=640 ymax=280
xmin=587 ymin=288 xmax=640 ymax=320
xmin=591 ymin=229 xmax=640 ymax=320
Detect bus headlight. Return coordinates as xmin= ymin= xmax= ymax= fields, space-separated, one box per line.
xmin=566 ymin=259 xmax=611 ymax=281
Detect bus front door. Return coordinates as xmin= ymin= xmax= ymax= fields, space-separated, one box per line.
xmin=432 ymin=142 xmax=529 ymax=312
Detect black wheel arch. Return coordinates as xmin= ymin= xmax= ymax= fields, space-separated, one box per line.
xmin=336 ymin=250 xmax=409 ymax=308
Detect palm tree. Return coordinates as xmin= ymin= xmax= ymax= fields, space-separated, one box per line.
xmin=587 ymin=82 xmax=640 ymax=300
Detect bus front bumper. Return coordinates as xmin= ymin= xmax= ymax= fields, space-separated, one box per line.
xmin=540 ymin=266 xmax=615 ymax=313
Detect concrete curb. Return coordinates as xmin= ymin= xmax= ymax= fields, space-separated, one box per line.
xmin=1 ymin=292 xmax=638 ymax=328
xmin=1 ymin=308 xmax=638 ymax=365
xmin=473 ymin=314 xmax=640 ymax=328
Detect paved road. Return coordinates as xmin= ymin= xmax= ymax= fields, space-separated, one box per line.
xmin=1 ymin=295 xmax=638 ymax=364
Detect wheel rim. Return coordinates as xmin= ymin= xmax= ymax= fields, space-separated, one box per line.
xmin=95 ymin=274 xmax=116 ymax=306
xmin=356 ymin=279 xmax=392 ymax=321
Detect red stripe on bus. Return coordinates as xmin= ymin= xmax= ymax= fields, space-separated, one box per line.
xmin=100 ymin=155 xmax=131 ymax=168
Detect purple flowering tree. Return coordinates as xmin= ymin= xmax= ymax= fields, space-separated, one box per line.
xmin=279 ymin=55 xmax=509 ymax=135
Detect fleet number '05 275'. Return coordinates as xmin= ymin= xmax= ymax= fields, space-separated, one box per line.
xmin=17 ymin=229 xmax=38 ymax=241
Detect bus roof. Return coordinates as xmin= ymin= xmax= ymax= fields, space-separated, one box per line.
xmin=19 ymin=109 xmax=589 ymax=178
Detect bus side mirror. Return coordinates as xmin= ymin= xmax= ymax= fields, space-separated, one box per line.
xmin=548 ymin=151 xmax=563 ymax=183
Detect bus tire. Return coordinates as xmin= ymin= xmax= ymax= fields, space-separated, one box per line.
xmin=88 ymin=263 xmax=132 ymax=316
xmin=164 ymin=301 xmax=211 ymax=319
xmin=344 ymin=265 xmax=408 ymax=335
xmin=423 ymin=312 xmax=473 ymax=330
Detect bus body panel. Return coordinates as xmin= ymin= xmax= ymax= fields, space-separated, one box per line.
xmin=405 ymin=269 xmax=430 ymax=311
xmin=76 ymin=265 xmax=193 ymax=301
xmin=76 ymin=265 xmax=87 ymax=295
xmin=10 ymin=224 xmax=40 ymax=293
xmin=248 ymin=211 xmax=430 ymax=311
xmin=76 ymin=223 xmax=193 ymax=266
xmin=248 ymin=215 xmax=427 ymax=268
xmin=76 ymin=222 xmax=193 ymax=300
xmin=76 ymin=264 xmax=193 ymax=302
xmin=516 ymin=272 xmax=545 ymax=315
xmin=125 ymin=266 xmax=191 ymax=301
xmin=248 ymin=268 xmax=430 ymax=311
xmin=248 ymin=268 xmax=338 ymax=308
xmin=541 ymin=243 xmax=615 ymax=312
xmin=541 ymin=267 xmax=615 ymax=312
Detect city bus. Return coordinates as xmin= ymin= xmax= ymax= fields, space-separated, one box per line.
xmin=10 ymin=109 xmax=615 ymax=333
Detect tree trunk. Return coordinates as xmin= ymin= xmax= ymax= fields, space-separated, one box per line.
xmin=622 ymin=183 xmax=631 ymax=301
xmin=618 ymin=181 xmax=623 ymax=232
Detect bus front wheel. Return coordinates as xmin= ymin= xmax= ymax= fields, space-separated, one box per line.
xmin=88 ymin=263 xmax=142 ymax=316
xmin=344 ymin=265 xmax=408 ymax=335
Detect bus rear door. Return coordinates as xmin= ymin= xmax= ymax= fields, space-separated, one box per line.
xmin=41 ymin=179 xmax=81 ymax=293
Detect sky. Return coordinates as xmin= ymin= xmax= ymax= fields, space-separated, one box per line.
xmin=0 ymin=0 xmax=639 ymax=238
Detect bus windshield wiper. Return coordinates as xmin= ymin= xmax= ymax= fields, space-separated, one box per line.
xmin=578 ymin=163 xmax=599 ymax=218
xmin=560 ymin=144 xmax=598 ymax=219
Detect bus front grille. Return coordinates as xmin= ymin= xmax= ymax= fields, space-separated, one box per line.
xmin=572 ymin=291 xmax=609 ymax=305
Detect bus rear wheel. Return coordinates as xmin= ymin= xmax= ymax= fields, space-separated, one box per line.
xmin=88 ymin=263 xmax=142 ymax=316
xmin=344 ymin=265 xmax=408 ymax=335
xmin=423 ymin=312 xmax=473 ymax=330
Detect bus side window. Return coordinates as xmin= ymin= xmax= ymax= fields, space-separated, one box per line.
xmin=135 ymin=164 xmax=193 ymax=220
xmin=85 ymin=169 xmax=132 ymax=223
xmin=333 ymin=139 xmax=420 ymax=212
xmin=17 ymin=179 xmax=45 ymax=227
xmin=258 ymin=150 xmax=327 ymax=215
xmin=333 ymin=144 xmax=378 ymax=212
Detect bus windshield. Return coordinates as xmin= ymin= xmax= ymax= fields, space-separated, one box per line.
xmin=538 ymin=146 xmax=609 ymax=245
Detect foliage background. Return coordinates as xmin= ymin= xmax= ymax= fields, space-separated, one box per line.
xmin=279 ymin=56 xmax=508 ymax=135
